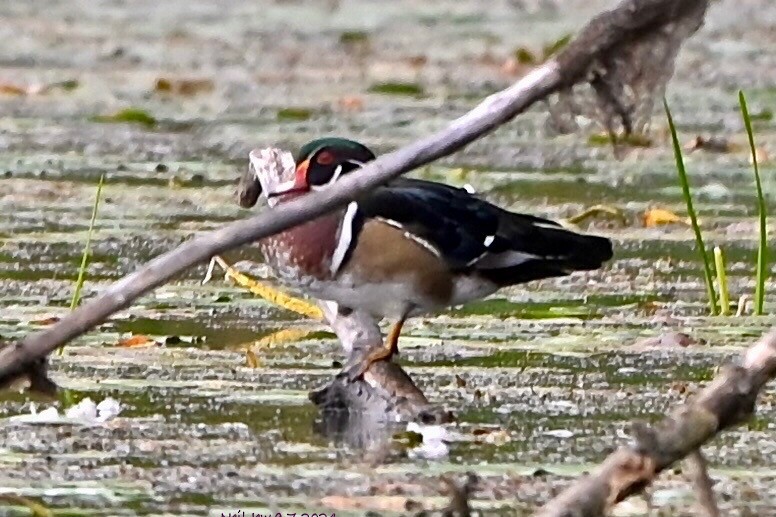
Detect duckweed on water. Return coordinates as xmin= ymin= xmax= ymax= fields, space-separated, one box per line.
xmin=587 ymin=132 xmax=653 ymax=147
xmin=90 ymin=108 xmax=157 ymax=127
xmin=368 ymin=81 xmax=425 ymax=96
xmin=277 ymin=107 xmax=314 ymax=121
xmin=339 ymin=30 xmax=370 ymax=45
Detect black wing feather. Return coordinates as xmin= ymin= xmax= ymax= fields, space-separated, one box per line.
xmin=353 ymin=178 xmax=613 ymax=285
xmin=357 ymin=178 xmax=501 ymax=269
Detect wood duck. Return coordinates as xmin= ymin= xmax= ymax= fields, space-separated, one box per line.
xmin=244 ymin=137 xmax=614 ymax=379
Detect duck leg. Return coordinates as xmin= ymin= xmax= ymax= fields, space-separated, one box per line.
xmin=344 ymin=313 xmax=408 ymax=381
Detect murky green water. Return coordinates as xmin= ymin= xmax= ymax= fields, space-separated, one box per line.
xmin=1 ymin=0 xmax=776 ymax=515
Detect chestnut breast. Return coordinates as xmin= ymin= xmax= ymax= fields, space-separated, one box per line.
xmin=260 ymin=211 xmax=342 ymax=282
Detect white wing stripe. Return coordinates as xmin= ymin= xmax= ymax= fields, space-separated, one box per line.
xmin=374 ymin=217 xmax=441 ymax=257
xmin=330 ymin=202 xmax=359 ymax=275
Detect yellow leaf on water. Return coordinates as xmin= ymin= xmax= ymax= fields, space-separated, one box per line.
xmin=750 ymin=146 xmax=770 ymax=165
xmin=154 ymin=77 xmax=214 ymax=96
xmin=118 ymin=335 xmax=157 ymax=347
xmin=0 ymin=83 xmax=27 ymax=95
xmin=245 ymin=349 xmax=260 ymax=368
xmin=255 ymin=328 xmax=315 ymax=347
xmin=643 ymin=208 xmax=687 ymax=227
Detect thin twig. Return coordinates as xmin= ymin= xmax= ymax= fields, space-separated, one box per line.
xmin=685 ymin=450 xmax=721 ymax=517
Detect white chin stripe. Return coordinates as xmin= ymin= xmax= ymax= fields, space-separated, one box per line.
xmin=330 ymin=202 xmax=359 ymax=275
xmin=311 ymin=165 xmax=346 ymax=192
xmin=330 ymin=164 xmax=344 ymax=184
xmin=267 ymin=179 xmax=297 ymax=201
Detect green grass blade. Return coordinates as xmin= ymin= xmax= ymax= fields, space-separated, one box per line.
xmin=739 ymin=90 xmax=768 ymax=316
xmin=71 ymin=173 xmax=105 ymax=309
xmin=58 ymin=174 xmax=105 ymax=355
xmin=714 ymin=246 xmax=730 ymax=316
xmin=663 ymin=99 xmax=718 ymax=315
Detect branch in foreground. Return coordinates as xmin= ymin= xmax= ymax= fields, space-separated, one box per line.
xmin=534 ymin=330 xmax=776 ymax=517
xmin=685 ymin=450 xmax=721 ymax=517
xmin=0 ymin=0 xmax=708 ymax=387
xmin=0 ymin=57 xmax=557 ymax=389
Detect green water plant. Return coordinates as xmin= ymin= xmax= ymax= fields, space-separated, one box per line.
xmin=368 ymin=81 xmax=425 ymax=96
xmin=58 ymin=174 xmax=105 ymax=356
xmin=739 ymin=90 xmax=768 ymax=316
xmin=92 ymin=108 xmax=157 ymax=127
xmin=664 ymin=99 xmax=719 ymax=315
xmin=714 ymin=246 xmax=730 ymax=316
xmin=277 ymin=107 xmax=314 ymax=121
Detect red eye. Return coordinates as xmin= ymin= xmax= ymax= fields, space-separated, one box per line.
xmin=316 ymin=151 xmax=334 ymax=165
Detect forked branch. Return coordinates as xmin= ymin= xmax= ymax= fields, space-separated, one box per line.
xmin=534 ymin=331 xmax=776 ymax=517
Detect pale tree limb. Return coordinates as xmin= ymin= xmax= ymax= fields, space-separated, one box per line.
xmin=534 ymin=330 xmax=776 ymax=517
xmin=0 ymin=0 xmax=709 ymax=388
